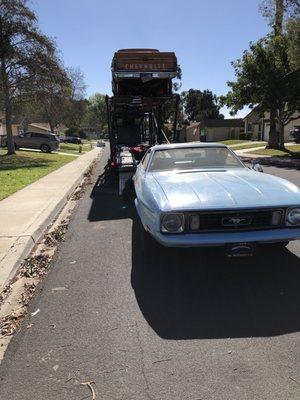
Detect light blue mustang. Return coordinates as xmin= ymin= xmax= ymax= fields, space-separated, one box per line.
xmin=133 ymin=143 xmax=300 ymax=256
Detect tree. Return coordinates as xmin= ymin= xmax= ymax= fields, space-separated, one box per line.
xmin=32 ymin=60 xmax=72 ymax=132
xmin=83 ymin=93 xmax=108 ymax=131
xmin=62 ymin=68 xmax=87 ymax=129
xmin=26 ymin=66 xmax=87 ymax=131
xmin=35 ymin=66 xmax=88 ymax=132
xmin=172 ymin=65 xmax=182 ymax=92
xmin=0 ymin=0 xmax=63 ymax=154
xmin=260 ymin=0 xmax=300 ymax=32
xmin=220 ymin=35 xmax=300 ymax=149
xmin=64 ymin=99 xmax=89 ymax=130
xmin=182 ymin=89 xmax=224 ymax=122
xmin=259 ymin=0 xmax=300 ymax=147
xmin=160 ymin=95 xmax=183 ymax=124
xmin=67 ymin=67 xmax=86 ymax=101
xmin=286 ymin=18 xmax=300 ymax=69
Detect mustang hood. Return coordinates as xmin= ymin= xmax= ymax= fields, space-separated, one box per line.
xmin=151 ymin=169 xmax=300 ymax=211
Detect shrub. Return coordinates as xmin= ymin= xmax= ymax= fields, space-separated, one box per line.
xmin=239 ymin=132 xmax=252 ymax=140
xmin=65 ymin=127 xmax=86 ymax=138
xmin=78 ymin=131 xmax=87 ymax=139
xmin=65 ymin=127 xmax=79 ymax=137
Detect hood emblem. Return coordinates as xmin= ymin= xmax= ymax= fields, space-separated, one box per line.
xmin=222 ymin=216 xmax=252 ymax=226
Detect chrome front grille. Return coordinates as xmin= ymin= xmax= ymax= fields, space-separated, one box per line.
xmin=187 ymin=209 xmax=284 ymax=233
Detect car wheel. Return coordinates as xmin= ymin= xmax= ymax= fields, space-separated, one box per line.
xmin=14 ymin=142 xmax=19 ymax=150
xmin=40 ymin=144 xmax=51 ymax=153
xmin=139 ymin=218 xmax=161 ymax=254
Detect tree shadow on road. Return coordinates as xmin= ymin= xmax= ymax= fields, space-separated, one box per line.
xmin=131 ymin=216 xmax=300 ymax=340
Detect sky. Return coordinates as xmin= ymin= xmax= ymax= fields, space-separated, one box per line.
xmin=31 ymin=0 xmax=270 ymax=118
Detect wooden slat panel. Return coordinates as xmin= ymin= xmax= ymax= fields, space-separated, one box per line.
xmin=113 ymin=51 xmax=177 ymax=72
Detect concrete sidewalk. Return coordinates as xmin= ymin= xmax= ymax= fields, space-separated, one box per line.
xmin=228 ymin=141 xmax=264 ymax=148
xmin=0 ymin=148 xmax=101 ymax=290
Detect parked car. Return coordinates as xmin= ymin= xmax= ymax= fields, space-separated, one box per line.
xmin=58 ymin=135 xmax=67 ymax=143
xmin=60 ymin=136 xmax=82 ymax=144
xmin=0 ymin=135 xmax=7 ymax=148
xmin=97 ymin=140 xmax=106 ymax=147
xmin=14 ymin=132 xmax=60 ymax=153
xmin=133 ymin=142 xmax=300 ymax=257
xmin=290 ymin=125 xmax=300 ymax=143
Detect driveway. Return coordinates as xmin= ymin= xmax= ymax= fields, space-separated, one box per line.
xmin=0 ymin=146 xmax=300 ymax=400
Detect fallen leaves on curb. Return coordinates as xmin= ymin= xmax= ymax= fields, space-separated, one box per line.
xmin=0 ymin=284 xmax=11 ymax=307
xmin=0 ymin=213 xmax=72 ymax=343
xmin=0 ymin=307 xmax=26 ymax=336
xmin=44 ymin=222 xmax=68 ymax=246
xmin=0 ymin=168 xmax=94 ymax=349
xmin=0 ymin=283 xmax=36 ymax=338
xmin=71 ymin=165 xmax=94 ymax=200
xmin=81 ymin=381 xmax=96 ymax=399
xmin=20 ymin=283 xmax=36 ymax=306
xmin=21 ymin=254 xmax=51 ymax=278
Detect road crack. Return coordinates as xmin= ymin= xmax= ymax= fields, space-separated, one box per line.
xmin=134 ymin=322 xmax=155 ymax=400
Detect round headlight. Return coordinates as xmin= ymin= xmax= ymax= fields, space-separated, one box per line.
xmin=161 ymin=213 xmax=184 ymax=233
xmin=286 ymin=208 xmax=300 ymax=226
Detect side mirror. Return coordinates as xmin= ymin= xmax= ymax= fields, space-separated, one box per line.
xmin=251 ymin=160 xmax=263 ymax=173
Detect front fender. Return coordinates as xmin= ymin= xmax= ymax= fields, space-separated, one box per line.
xmin=135 ymin=198 xmax=160 ymax=234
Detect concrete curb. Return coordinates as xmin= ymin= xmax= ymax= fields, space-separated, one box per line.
xmin=0 ymin=148 xmax=102 ymax=291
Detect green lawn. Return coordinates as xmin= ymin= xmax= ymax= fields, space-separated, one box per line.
xmin=220 ymin=140 xmax=251 ymax=146
xmin=0 ymin=150 xmax=76 ymax=200
xmin=246 ymin=145 xmax=300 ymax=158
xmin=59 ymin=143 xmax=93 ymax=154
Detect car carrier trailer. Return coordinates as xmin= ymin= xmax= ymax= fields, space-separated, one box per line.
xmin=106 ymin=48 xmax=180 ymax=194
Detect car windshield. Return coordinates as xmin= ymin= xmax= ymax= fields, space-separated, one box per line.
xmin=148 ymin=147 xmax=244 ymax=172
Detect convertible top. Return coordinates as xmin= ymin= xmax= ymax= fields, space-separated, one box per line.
xmin=150 ymin=142 xmax=227 ymax=151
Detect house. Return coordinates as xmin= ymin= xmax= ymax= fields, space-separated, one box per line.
xmin=0 ymin=115 xmax=20 ymax=137
xmin=166 ymin=119 xmax=244 ymax=143
xmin=243 ymin=109 xmax=300 ymax=142
xmin=26 ymin=123 xmax=67 ymax=135
xmin=198 ymin=118 xmax=244 ymax=142
xmin=0 ymin=115 xmax=67 ymax=137
xmin=177 ymin=122 xmax=200 ymax=142
xmin=27 ymin=123 xmax=53 ymax=134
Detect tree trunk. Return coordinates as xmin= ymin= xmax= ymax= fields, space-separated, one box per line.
xmin=274 ymin=0 xmax=284 ymax=36
xmin=49 ymin=121 xmax=55 ymax=133
xmin=5 ymin=100 xmax=15 ymax=155
xmin=1 ymin=62 xmax=15 ymax=155
xmin=267 ymin=108 xmax=279 ymax=149
xmin=277 ymin=109 xmax=285 ymax=150
xmin=273 ymin=0 xmax=284 ymax=146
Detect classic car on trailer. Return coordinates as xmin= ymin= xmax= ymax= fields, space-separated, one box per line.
xmin=133 ymin=143 xmax=300 ymax=257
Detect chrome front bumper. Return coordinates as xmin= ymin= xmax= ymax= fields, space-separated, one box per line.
xmin=153 ymin=228 xmax=300 ymax=248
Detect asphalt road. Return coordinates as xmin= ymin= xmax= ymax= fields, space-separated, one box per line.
xmin=1 ymin=147 xmax=300 ymax=400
